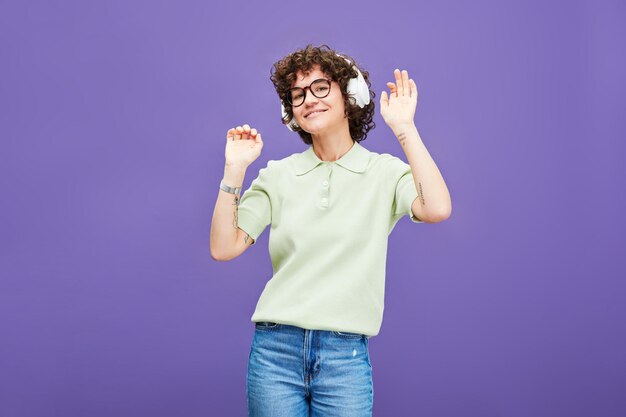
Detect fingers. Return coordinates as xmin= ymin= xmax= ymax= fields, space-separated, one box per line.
xmin=401 ymin=70 xmax=409 ymax=96
xmin=226 ymin=128 xmax=235 ymax=141
xmin=389 ymin=69 xmax=415 ymax=97
xmin=387 ymin=68 xmax=411 ymax=97
xmin=380 ymin=90 xmax=389 ymax=105
xmin=410 ymin=78 xmax=418 ymax=100
xmin=227 ymin=124 xmax=261 ymax=141
xmin=241 ymin=124 xmax=250 ymax=139
xmin=394 ymin=68 xmax=403 ymax=96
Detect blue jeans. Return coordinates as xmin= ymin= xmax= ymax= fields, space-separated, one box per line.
xmin=247 ymin=322 xmax=374 ymax=417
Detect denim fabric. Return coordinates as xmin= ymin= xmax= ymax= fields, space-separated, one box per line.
xmin=247 ymin=322 xmax=374 ymax=417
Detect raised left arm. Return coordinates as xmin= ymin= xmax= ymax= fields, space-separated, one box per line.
xmin=380 ymin=69 xmax=451 ymax=223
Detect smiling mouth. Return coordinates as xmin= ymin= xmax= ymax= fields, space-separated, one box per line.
xmin=305 ymin=110 xmax=327 ymax=118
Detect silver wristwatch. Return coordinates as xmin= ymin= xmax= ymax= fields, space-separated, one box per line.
xmin=220 ymin=180 xmax=241 ymax=195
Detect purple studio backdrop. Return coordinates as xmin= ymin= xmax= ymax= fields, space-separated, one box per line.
xmin=1 ymin=0 xmax=625 ymax=416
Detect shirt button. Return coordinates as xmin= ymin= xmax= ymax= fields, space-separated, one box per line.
xmin=321 ymin=197 xmax=328 ymax=205
xmin=322 ymin=180 xmax=329 ymax=187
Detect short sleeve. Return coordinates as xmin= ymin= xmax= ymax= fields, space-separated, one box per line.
xmin=237 ymin=162 xmax=273 ymax=244
xmin=389 ymin=157 xmax=424 ymax=224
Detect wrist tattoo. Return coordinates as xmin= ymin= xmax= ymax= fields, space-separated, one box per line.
xmin=397 ymin=132 xmax=407 ymax=146
xmin=418 ymin=182 xmax=425 ymax=205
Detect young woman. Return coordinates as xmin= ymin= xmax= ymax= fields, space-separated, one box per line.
xmin=210 ymin=44 xmax=451 ymax=416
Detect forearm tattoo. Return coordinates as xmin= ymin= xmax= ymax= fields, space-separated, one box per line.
xmin=232 ymin=194 xmax=252 ymax=244
xmin=231 ymin=195 xmax=239 ymax=229
xmin=396 ymin=131 xmax=425 ymax=205
xmin=397 ymin=132 xmax=407 ymax=147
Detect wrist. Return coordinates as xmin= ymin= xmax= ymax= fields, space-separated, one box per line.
xmin=219 ymin=180 xmax=241 ymax=195
xmin=223 ymin=164 xmax=247 ymax=187
xmin=391 ymin=122 xmax=417 ymax=136
xmin=225 ymin=160 xmax=249 ymax=170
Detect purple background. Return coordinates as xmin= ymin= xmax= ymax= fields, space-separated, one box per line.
xmin=1 ymin=0 xmax=624 ymax=416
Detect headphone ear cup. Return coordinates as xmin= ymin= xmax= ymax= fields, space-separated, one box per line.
xmin=338 ymin=54 xmax=370 ymax=108
xmin=346 ymin=68 xmax=371 ymax=108
xmin=281 ymin=103 xmax=298 ymax=131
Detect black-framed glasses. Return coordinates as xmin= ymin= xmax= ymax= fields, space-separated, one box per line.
xmin=287 ymin=78 xmax=332 ymax=107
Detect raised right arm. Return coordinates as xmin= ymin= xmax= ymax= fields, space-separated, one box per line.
xmin=210 ymin=124 xmax=263 ymax=261
xmin=210 ymin=163 xmax=255 ymax=261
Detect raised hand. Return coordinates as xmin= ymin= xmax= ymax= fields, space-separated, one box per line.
xmin=225 ymin=124 xmax=264 ymax=168
xmin=380 ymin=69 xmax=418 ymax=132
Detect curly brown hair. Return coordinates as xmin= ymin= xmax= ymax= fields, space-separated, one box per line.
xmin=270 ymin=44 xmax=376 ymax=145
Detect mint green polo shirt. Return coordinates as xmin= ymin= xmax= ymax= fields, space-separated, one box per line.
xmin=236 ymin=140 xmax=423 ymax=337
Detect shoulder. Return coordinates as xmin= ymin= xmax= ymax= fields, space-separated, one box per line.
xmin=253 ymin=152 xmax=299 ymax=181
xmin=366 ymin=150 xmax=410 ymax=173
xmin=263 ymin=149 xmax=312 ymax=176
xmin=258 ymin=154 xmax=290 ymax=171
xmin=263 ymin=153 xmax=296 ymax=172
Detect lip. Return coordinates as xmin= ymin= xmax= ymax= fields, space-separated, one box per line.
xmin=304 ymin=109 xmax=327 ymax=118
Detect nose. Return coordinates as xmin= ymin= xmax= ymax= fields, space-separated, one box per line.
xmin=303 ymin=88 xmax=320 ymax=106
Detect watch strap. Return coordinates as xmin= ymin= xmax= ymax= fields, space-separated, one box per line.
xmin=220 ymin=180 xmax=242 ymax=195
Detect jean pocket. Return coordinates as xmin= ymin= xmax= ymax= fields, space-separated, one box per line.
xmin=254 ymin=321 xmax=280 ymax=330
xmin=332 ymin=330 xmax=364 ymax=339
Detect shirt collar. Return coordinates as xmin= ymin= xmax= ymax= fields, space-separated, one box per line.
xmin=294 ymin=141 xmax=370 ymax=176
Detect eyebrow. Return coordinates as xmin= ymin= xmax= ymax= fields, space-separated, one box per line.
xmin=294 ymin=76 xmax=330 ymax=90
xmin=292 ymin=76 xmax=310 ymax=89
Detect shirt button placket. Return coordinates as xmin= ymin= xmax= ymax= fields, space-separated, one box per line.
xmin=320 ymin=164 xmax=331 ymax=209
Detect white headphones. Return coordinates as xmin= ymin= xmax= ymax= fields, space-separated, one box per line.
xmin=280 ymin=54 xmax=371 ymax=131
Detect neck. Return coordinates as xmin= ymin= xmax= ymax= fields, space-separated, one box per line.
xmin=310 ymin=123 xmax=354 ymax=162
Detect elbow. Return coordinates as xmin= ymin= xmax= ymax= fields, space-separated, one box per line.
xmin=210 ymin=233 xmax=244 ymax=262
xmin=422 ymin=204 xmax=452 ymax=223
xmin=433 ymin=204 xmax=452 ymax=223
xmin=412 ymin=197 xmax=452 ymax=224
xmin=210 ymin=246 xmax=231 ymax=262
xmin=210 ymin=248 xmax=224 ymax=262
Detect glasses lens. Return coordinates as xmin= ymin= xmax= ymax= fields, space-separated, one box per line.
xmin=289 ymin=88 xmax=305 ymax=106
xmin=311 ymin=79 xmax=331 ymax=98
xmin=288 ymin=79 xmax=331 ymax=107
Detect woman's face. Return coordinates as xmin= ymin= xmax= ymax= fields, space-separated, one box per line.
xmin=290 ymin=64 xmax=346 ymax=135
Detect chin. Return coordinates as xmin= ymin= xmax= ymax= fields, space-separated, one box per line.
xmin=301 ymin=117 xmax=341 ymax=133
